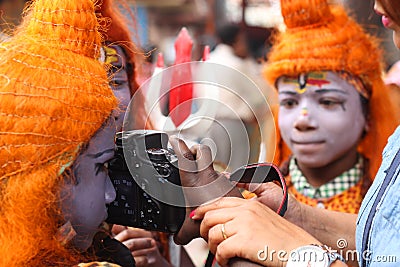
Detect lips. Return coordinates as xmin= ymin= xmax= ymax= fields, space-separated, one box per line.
xmin=291 ymin=140 xmax=324 ymax=145
xmin=291 ymin=140 xmax=325 ymax=154
xmin=382 ymin=15 xmax=392 ymax=28
xmin=375 ymin=9 xmax=393 ymax=28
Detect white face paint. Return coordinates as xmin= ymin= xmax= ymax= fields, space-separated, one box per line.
xmin=277 ymin=71 xmax=367 ymax=168
xmin=108 ymin=45 xmax=131 ymax=131
xmin=59 ymin=45 xmax=131 ymax=251
xmin=60 ymin=118 xmax=117 ymax=251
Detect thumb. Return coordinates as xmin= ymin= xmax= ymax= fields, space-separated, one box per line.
xmin=169 ymin=136 xmax=196 ymax=170
xmin=169 ymin=136 xmax=200 ymax=188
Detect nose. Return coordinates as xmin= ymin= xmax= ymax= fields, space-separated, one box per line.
xmin=105 ymin=176 xmax=117 ymax=204
xmin=293 ymin=108 xmax=318 ymax=131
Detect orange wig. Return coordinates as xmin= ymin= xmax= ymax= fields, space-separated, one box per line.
xmin=264 ymin=0 xmax=399 ymax=179
xmin=0 ymin=0 xmax=117 ymax=265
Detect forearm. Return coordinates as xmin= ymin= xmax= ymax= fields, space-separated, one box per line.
xmin=300 ymin=204 xmax=357 ymax=251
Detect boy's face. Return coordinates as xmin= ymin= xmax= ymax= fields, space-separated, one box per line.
xmin=277 ymin=71 xmax=366 ymax=168
xmin=60 ymin=117 xmax=117 ymax=251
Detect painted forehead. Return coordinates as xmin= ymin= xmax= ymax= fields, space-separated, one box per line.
xmin=85 ymin=116 xmax=117 ymax=155
xmin=277 ymin=71 xmax=357 ymax=94
xmin=104 ymin=44 xmax=127 ymax=69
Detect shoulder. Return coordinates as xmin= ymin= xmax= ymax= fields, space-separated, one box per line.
xmin=381 ymin=126 xmax=400 ymax=163
xmin=386 ymin=126 xmax=400 ymax=147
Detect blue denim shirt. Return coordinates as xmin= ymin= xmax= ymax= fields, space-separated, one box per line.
xmin=356 ymin=126 xmax=400 ymax=266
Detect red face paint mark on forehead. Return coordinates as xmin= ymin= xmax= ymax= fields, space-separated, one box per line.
xmin=306 ymin=78 xmax=330 ymax=88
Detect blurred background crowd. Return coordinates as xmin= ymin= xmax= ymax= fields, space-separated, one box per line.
xmin=1 ymin=0 xmax=399 ymax=91
xmin=2 ymin=0 xmax=398 ymax=143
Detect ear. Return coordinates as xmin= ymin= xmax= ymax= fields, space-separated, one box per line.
xmin=364 ymin=113 xmax=371 ymax=133
xmin=364 ymin=121 xmax=370 ymax=133
xmin=360 ymin=116 xmax=371 ymax=140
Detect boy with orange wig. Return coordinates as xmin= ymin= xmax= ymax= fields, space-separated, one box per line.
xmin=263 ymin=0 xmax=399 ymax=213
xmin=0 ymin=0 xmax=142 ymax=265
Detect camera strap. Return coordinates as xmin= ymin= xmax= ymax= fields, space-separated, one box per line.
xmin=229 ymin=162 xmax=288 ymax=217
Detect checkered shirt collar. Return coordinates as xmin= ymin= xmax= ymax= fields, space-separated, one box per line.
xmin=290 ymin=156 xmax=363 ymax=199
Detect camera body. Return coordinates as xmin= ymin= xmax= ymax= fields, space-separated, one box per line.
xmin=106 ymin=130 xmax=185 ymax=233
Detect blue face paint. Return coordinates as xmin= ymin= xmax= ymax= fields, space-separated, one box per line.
xmin=60 ymin=117 xmax=117 ymax=251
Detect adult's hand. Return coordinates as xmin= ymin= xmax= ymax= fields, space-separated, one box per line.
xmin=238 ymin=182 xmax=305 ymax=228
xmin=169 ymin=136 xmax=242 ymax=245
xmin=112 ymin=225 xmax=171 ymax=267
xmin=192 ymin=197 xmax=321 ymax=267
xmin=239 ymin=182 xmax=357 ymax=256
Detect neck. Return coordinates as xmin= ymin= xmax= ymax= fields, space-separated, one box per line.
xmin=296 ymin=148 xmax=359 ymax=187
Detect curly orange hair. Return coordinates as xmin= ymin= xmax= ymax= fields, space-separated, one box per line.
xmin=265 ymin=0 xmax=399 ymax=179
xmin=0 ymin=0 xmax=118 ymax=265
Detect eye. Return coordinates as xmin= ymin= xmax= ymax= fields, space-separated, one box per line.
xmin=111 ymin=80 xmax=127 ymax=87
xmin=319 ymin=98 xmax=344 ymax=109
xmin=95 ymin=161 xmax=110 ymax=175
xmin=280 ymin=99 xmax=298 ymax=109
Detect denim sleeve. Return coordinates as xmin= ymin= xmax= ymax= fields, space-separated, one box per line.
xmin=356 ymin=126 xmax=400 ymax=266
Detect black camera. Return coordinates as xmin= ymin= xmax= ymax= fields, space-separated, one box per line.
xmin=106 ymin=130 xmax=186 ymax=233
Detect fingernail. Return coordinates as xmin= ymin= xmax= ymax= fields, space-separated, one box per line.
xmin=189 ymin=209 xmax=196 ymax=219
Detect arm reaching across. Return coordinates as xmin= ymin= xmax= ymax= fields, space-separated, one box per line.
xmin=240 ymin=182 xmax=357 ymax=253
xmin=192 ymin=197 xmax=348 ymax=267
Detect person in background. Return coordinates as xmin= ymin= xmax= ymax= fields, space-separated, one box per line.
xmin=0 ymin=0 xmax=28 ymax=40
xmin=263 ymin=0 xmax=398 ymax=214
xmin=206 ymin=23 xmax=277 ymax=171
xmin=98 ymin=2 xmax=173 ymax=266
xmin=103 ymin=43 xmax=172 ymax=267
xmin=135 ymin=44 xmax=158 ymax=86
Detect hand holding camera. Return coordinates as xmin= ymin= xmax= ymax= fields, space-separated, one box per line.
xmin=169 ymin=136 xmax=243 ymax=245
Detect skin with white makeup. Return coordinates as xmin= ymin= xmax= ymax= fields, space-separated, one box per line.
xmin=277 ymin=71 xmax=367 ymax=187
xmin=107 ymin=45 xmax=131 ymax=128
xmin=60 ymin=116 xmax=117 ymax=251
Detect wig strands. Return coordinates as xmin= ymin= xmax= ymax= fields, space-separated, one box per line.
xmin=266 ymin=0 xmax=399 ymax=181
xmin=0 ymin=0 xmax=117 ymax=265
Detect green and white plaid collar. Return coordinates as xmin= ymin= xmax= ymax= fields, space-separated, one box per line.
xmin=290 ymin=156 xmax=363 ymax=199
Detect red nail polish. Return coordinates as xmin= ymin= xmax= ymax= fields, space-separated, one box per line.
xmin=189 ymin=209 xmax=196 ymax=219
